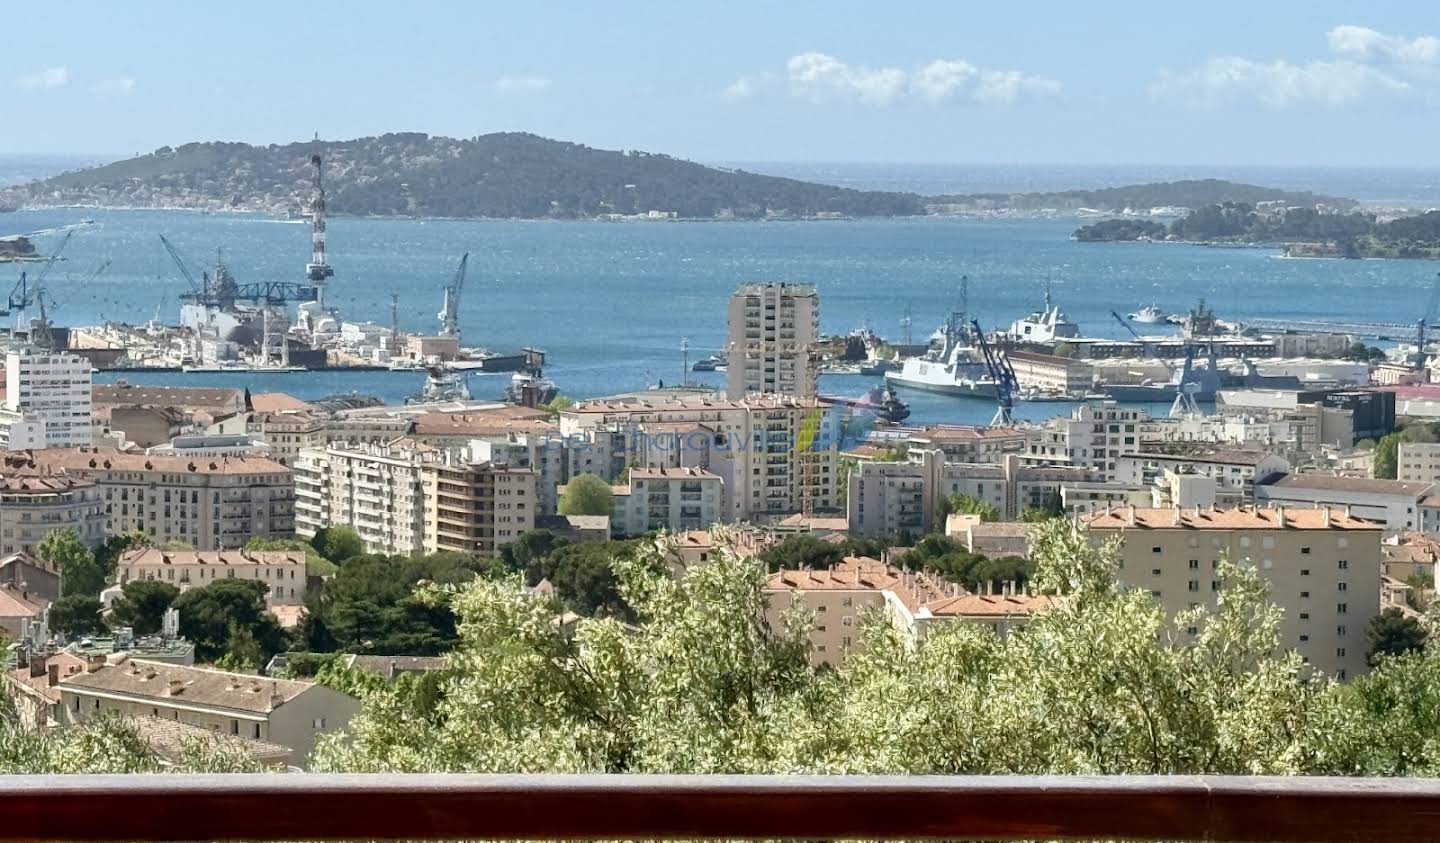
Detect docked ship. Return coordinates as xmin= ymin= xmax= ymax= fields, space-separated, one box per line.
xmin=505 ymin=347 xmax=558 ymax=407
xmin=885 ymin=313 xmax=996 ymax=398
xmin=691 ymin=352 xmax=726 ymax=372
xmin=1006 ymin=287 xmax=1081 ymax=343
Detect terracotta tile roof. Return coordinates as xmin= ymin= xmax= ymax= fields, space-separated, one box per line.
xmin=1084 ymin=506 xmax=1381 ymax=531
xmin=60 ymin=658 xmax=320 ymax=714
xmin=249 ymin=393 xmax=315 ymax=413
xmin=0 ymin=471 xmax=95 ymax=494
xmin=907 ymin=425 xmax=1028 ymax=443
xmin=967 ymin=522 xmax=1032 ymax=538
xmin=0 ymin=585 xmax=45 ymax=618
xmin=569 ymin=394 xmax=824 ymax=414
xmin=923 ymin=593 xmax=1057 ymax=617
xmin=12 ymin=447 xmax=291 ymax=477
xmin=8 ymin=652 xmax=87 ymax=704
xmin=93 ymin=384 xmax=242 ymax=409
xmin=1124 ymin=448 xmax=1278 ymax=466
xmin=778 ymin=513 xmax=850 ymax=531
xmin=1262 ymin=473 xmax=1436 ymax=497
xmin=250 ymin=410 xmax=325 ymax=427
xmin=411 ymin=410 xmax=556 ymax=437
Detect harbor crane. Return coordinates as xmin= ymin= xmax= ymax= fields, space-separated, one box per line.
xmin=1110 ymin=310 xmax=1200 ymax=417
xmin=160 ymin=235 xmax=318 ymax=308
xmin=3 ymin=229 xmax=73 ymax=348
xmin=1415 ymin=272 xmax=1440 ymax=371
xmin=305 ymin=153 xmax=335 ymax=307
xmin=437 ymin=253 xmax=469 ymax=339
xmin=972 ymin=319 xmax=1018 ymax=427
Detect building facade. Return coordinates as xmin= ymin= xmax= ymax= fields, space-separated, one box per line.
xmin=17 ymin=448 xmax=295 ymax=550
xmin=1255 ymin=473 xmax=1433 ymax=531
xmin=294 ymin=439 xmax=439 ymax=556
xmin=1024 ymin=403 xmax=1153 ymax=480
xmin=421 ymin=459 xmax=537 ymax=555
xmin=1398 ymin=441 xmax=1440 ymax=486
xmin=117 ymin=547 xmax=307 ymax=606
xmin=612 ymin=466 xmax=723 ymax=536
xmin=1085 ymin=506 xmax=1382 ymax=679
xmin=725 ymin=282 xmax=819 ymax=399
xmin=0 ymin=472 xmax=106 ymax=556
xmin=4 ymin=347 xmax=93 ymax=447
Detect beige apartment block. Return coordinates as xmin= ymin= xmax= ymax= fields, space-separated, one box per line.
xmin=1085 ymin=506 xmax=1382 ymax=679
xmin=16 ymin=448 xmax=294 ymax=550
xmin=117 ymin=547 xmax=307 ymax=606
xmin=725 ymin=282 xmax=819 ymax=399
xmin=421 ymin=459 xmax=537 ymax=555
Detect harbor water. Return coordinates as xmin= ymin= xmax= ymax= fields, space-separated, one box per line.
xmin=4 ymin=206 xmax=1433 ymax=425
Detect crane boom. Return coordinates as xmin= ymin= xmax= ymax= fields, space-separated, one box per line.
xmin=439 ymin=253 xmax=469 ymax=339
xmin=158 ymin=235 xmax=200 ymax=292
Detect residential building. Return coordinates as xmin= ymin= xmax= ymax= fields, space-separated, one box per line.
xmin=945 ymin=514 xmax=1032 ymax=558
xmin=117 ymin=547 xmax=307 ymax=606
xmin=725 ymin=282 xmax=819 ymax=399
xmin=0 ymin=585 xmax=44 ymax=638
xmin=1115 ymin=448 xmax=1290 ymax=505
xmin=110 ymin=406 xmax=194 ymax=449
xmin=0 ymin=409 xmax=47 ymax=450
xmin=148 ymin=434 xmax=273 ymax=459
xmin=245 ymin=411 xmax=326 ymax=466
xmin=4 ymin=346 xmax=92 ymax=447
xmin=763 ymin=557 xmax=1051 ymax=666
xmin=294 ymin=438 xmax=439 ymax=556
xmin=0 ymin=471 xmax=106 ymax=555
xmin=1398 ymin=442 xmax=1440 ymax=486
xmin=1024 ymin=402 xmax=1153 ymax=480
xmin=535 ymin=514 xmax=611 ymax=543
xmin=17 ymin=448 xmax=295 ymax=550
xmin=421 ymin=458 xmax=537 ymax=555
xmin=1255 ymin=474 xmax=1433 ymax=531
xmin=1060 ymin=481 xmax=1151 ymax=514
xmin=560 ymin=394 xmax=841 ymax=521
xmin=1084 ymin=506 xmax=1383 ymax=679
xmin=6 ymin=650 xmax=88 ymax=730
xmin=848 ymin=451 xmax=1093 ymax=536
xmin=611 ymin=466 xmax=723 ymax=535
xmin=903 ymin=425 xmax=1030 ymax=463
xmin=1381 ymin=533 xmax=1439 ymax=582
xmin=92 ymin=382 xmax=244 ymax=425
xmin=58 ymin=657 xmax=360 ymax=767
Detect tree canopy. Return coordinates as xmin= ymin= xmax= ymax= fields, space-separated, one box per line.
xmin=1366 ymin=608 xmax=1428 ymax=666
xmin=173 ymin=579 xmax=287 ymax=663
xmin=40 ymin=530 xmax=107 ymax=598
xmin=108 ymin=580 xmax=179 ymax=635
xmin=46 ymin=595 xmax=106 ymax=639
xmin=310 ymin=526 xmax=366 ymax=564
xmin=559 ymin=474 xmax=615 ymax=517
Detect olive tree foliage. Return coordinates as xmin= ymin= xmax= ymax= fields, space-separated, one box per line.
xmin=315 ymin=521 xmax=1339 ymax=776
xmin=0 ymin=715 xmax=263 ymax=773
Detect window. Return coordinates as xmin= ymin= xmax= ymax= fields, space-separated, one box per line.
xmin=1337 ymin=625 xmax=1348 ymax=636
xmin=1300 ymin=569 xmax=1310 ymax=577
xmin=1300 ymin=591 xmax=1309 ymax=598
xmin=1338 ymin=560 xmax=1349 ymax=570
xmin=1151 ymin=568 xmax=1162 ymax=576
xmin=230 ymin=720 xmax=239 ymax=735
xmin=1188 ymin=559 xmax=1199 ymax=570
xmin=1299 ymin=613 xmax=1309 ymax=620
xmin=1337 ymin=603 xmax=1348 ymax=614
xmin=1152 ymin=546 xmax=1162 ymax=554
xmin=1187 ymin=580 xmax=1199 ymax=592
xmin=1338 ymin=582 xmax=1348 ymax=592
xmin=312 ymin=717 xmax=327 ymax=729
xmin=1337 ymin=648 xmax=1346 ymax=659
xmin=1300 ymin=634 xmax=1309 ymax=642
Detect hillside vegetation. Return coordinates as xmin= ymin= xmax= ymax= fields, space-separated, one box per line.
xmin=7 ymin=133 xmax=923 ymax=220
xmin=1076 ymin=202 xmax=1440 ymax=259
xmin=931 ymin=178 xmax=1355 ymax=214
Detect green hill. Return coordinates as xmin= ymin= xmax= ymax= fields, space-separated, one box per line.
xmin=931 ymin=178 xmax=1356 ymax=214
xmin=8 ymin=132 xmax=924 ymax=220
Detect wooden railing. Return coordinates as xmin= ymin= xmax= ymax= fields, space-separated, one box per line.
xmin=2 ymin=774 xmax=1439 ymax=842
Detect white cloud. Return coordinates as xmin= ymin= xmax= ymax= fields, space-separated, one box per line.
xmin=494 ymin=75 xmax=551 ymax=94
xmin=1153 ymin=26 xmax=1439 ymax=108
xmin=1328 ymin=25 xmax=1440 ymax=65
xmin=94 ymin=76 xmax=137 ymax=95
xmin=725 ymin=52 xmax=1057 ymax=106
xmin=19 ymin=67 xmax=68 ymax=90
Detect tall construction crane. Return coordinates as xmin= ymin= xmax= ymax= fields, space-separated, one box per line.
xmin=972 ymin=319 xmax=1018 ymax=427
xmin=437 ymin=253 xmax=469 ymax=340
xmin=3 ymin=229 xmax=73 ymax=347
xmin=305 ymin=153 xmax=335 ymax=309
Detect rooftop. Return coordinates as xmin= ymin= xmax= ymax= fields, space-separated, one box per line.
xmin=923 ymin=593 xmax=1058 ymax=617
xmin=1125 ymin=447 xmax=1278 ymax=466
xmin=1084 ymin=505 xmax=1381 ymax=531
xmin=907 ymin=425 xmax=1028 ymax=444
xmin=412 ymin=408 xmax=557 ymax=437
xmin=628 ymin=466 xmax=721 ymax=480
xmin=122 ymin=714 xmax=292 ymax=765
xmin=248 ymin=392 xmax=316 ymax=413
xmin=569 ymin=394 xmax=824 ymax=414
xmin=60 ymin=657 xmax=319 ymax=714
xmin=94 ymin=383 xmax=242 ymax=408
xmin=13 ymin=448 xmax=291 ymax=477
xmin=119 ymin=548 xmax=307 ymax=567
xmin=0 ymin=584 xmax=44 ymax=618
xmin=1261 ymin=473 xmax=1436 ymax=497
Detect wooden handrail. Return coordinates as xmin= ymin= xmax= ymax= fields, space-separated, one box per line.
xmin=2 ymin=774 xmax=1440 ymax=842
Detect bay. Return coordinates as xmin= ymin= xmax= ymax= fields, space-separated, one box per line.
xmin=2 ymin=205 xmax=1429 ymax=426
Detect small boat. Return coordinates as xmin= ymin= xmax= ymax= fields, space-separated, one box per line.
xmin=1127 ymin=304 xmax=1165 ymax=324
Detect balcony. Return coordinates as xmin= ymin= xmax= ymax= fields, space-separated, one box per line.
xmin=0 ymin=774 xmax=1421 ymax=842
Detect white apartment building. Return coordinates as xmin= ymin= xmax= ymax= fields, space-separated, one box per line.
xmin=0 ymin=410 xmax=46 ymax=450
xmin=18 ymin=448 xmax=294 ymax=550
xmin=1024 ymin=402 xmax=1153 ymax=480
xmin=1398 ymin=442 xmax=1440 ymax=486
xmin=560 ymin=394 xmax=840 ymax=521
xmin=725 ymin=282 xmax=819 ymax=399
xmin=117 ymin=547 xmax=307 ymax=606
xmin=612 ymin=466 xmax=723 ymax=536
xmin=903 ymin=426 xmax=1031 ymax=463
xmin=4 ymin=347 xmax=92 ymax=447
xmin=1086 ymin=506 xmax=1382 ymax=679
xmin=294 ymin=439 xmax=439 ymax=556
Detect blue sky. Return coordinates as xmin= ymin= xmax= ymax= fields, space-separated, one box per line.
xmin=7 ymin=1 xmax=1440 ymax=165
